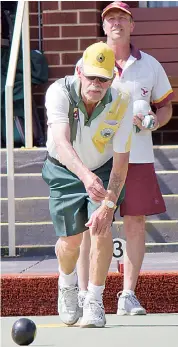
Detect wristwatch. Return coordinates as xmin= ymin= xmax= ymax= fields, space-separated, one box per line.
xmin=102 ymin=199 xmax=117 ymax=210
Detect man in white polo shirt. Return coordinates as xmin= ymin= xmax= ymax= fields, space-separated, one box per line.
xmin=76 ymin=2 xmax=174 ymax=316
xmin=42 ymin=42 xmax=132 ymax=327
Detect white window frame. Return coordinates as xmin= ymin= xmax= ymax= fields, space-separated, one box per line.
xmin=139 ymin=1 xmax=147 ymax=7
xmin=139 ymin=1 xmax=178 ymax=7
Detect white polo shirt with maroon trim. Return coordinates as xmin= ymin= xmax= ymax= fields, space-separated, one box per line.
xmin=112 ymin=47 xmax=174 ymax=163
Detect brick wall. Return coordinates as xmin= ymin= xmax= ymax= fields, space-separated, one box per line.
xmin=30 ymin=1 xmax=102 ymax=135
xmin=42 ymin=1 xmax=101 ymax=81
xmin=29 ymin=1 xmax=178 ymax=144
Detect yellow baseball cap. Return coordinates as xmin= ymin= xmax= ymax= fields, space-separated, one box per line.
xmin=82 ymin=42 xmax=115 ymax=80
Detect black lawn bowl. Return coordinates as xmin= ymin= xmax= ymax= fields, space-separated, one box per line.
xmin=11 ymin=318 xmax=37 ymax=345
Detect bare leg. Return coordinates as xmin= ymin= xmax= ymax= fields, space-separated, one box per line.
xmin=55 ymin=233 xmax=83 ymax=274
xmin=80 ymin=230 xmax=113 ymax=327
xmin=89 ymin=231 xmax=113 ymax=286
xmin=77 ymin=229 xmax=91 ymax=290
xmin=123 ymin=215 xmax=145 ymax=290
xmin=55 ymin=234 xmax=83 ymax=325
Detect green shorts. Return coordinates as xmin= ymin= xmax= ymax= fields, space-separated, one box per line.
xmin=42 ymin=157 xmax=125 ymax=237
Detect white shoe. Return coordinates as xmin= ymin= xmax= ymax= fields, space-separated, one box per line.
xmin=80 ymin=293 xmax=106 ymax=328
xmin=78 ymin=291 xmax=87 ymax=317
xmin=117 ymin=291 xmax=146 ymax=316
xmin=58 ymin=285 xmax=80 ymax=325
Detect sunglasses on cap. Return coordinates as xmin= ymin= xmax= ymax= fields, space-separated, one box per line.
xmin=84 ymin=75 xmax=112 ymax=83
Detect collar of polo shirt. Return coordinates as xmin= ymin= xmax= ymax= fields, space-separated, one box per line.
xmin=70 ymin=76 xmax=113 ymax=126
xmin=130 ymin=44 xmax=141 ymax=60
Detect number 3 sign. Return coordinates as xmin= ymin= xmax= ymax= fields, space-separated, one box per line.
xmin=113 ymin=238 xmax=126 ymax=260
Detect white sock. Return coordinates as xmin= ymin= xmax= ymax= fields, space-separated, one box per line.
xmin=79 ymin=290 xmax=88 ymax=297
xmin=59 ymin=267 xmax=77 ymax=287
xmin=88 ymin=282 xmax=105 ymax=302
xmin=122 ymin=289 xmax=134 ymax=296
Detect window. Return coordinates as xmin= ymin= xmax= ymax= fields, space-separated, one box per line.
xmin=139 ymin=1 xmax=178 ymax=7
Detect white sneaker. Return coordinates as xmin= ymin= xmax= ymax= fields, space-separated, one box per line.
xmin=80 ymin=293 xmax=106 ymax=328
xmin=117 ymin=291 xmax=146 ymax=316
xmin=58 ymin=285 xmax=80 ymax=325
xmin=78 ymin=291 xmax=87 ymax=317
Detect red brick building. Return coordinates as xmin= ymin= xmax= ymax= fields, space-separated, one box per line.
xmin=29 ymin=1 xmax=178 ymax=145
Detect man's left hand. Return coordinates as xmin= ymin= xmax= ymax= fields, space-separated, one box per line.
xmin=85 ymin=205 xmax=114 ymax=236
xmin=133 ymin=111 xmax=159 ymax=131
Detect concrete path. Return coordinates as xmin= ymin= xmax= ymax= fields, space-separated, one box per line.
xmin=1 ymin=314 xmax=178 ymax=347
xmin=2 ymin=252 xmax=178 ymax=274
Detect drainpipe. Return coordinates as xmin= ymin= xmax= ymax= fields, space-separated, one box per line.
xmin=37 ymin=1 xmax=42 ymax=51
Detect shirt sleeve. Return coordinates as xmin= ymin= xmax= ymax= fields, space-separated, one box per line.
xmin=113 ymin=100 xmax=133 ymax=153
xmin=151 ymin=60 xmax=174 ymax=108
xmin=45 ymin=82 xmax=70 ymax=125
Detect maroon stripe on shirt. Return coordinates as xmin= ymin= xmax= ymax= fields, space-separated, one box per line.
xmin=153 ymin=91 xmax=174 ymax=108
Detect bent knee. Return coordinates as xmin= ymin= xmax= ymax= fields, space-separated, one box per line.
xmin=55 ymin=234 xmax=83 ymax=255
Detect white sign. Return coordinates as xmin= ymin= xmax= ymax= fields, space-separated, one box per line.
xmin=113 ymin=238 xmax=126 ymax=261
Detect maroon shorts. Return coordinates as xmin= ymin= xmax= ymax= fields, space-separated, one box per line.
xmin=120 ymin=163 xmax=166 ymax=217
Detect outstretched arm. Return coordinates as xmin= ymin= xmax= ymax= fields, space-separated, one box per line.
xmin=51 ymin=123 xmax=106 ymax=202
xmin=106 ymin=151 xmax=129 ymax=203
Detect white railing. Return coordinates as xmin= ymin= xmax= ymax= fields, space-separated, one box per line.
xmin=5 ymin=1 xmax=32 ymax=256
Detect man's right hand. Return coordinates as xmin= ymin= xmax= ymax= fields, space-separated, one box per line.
xmin=83 ymin=172 xmax=107 ymax=202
